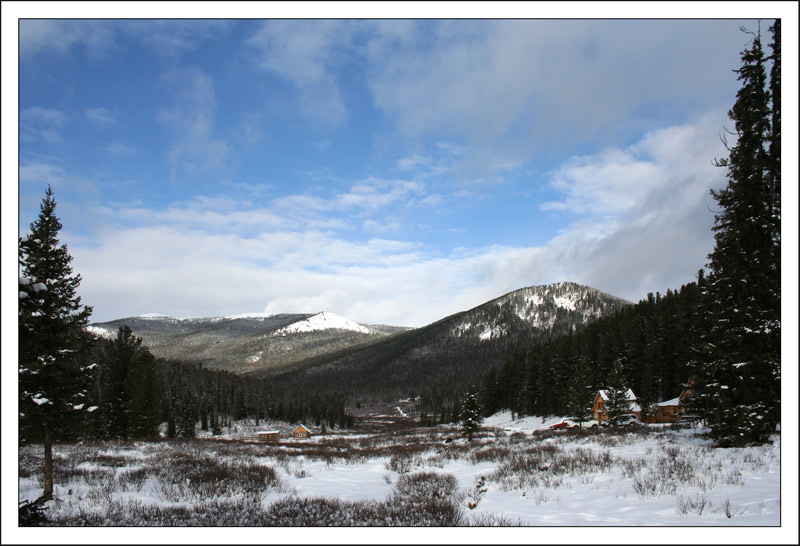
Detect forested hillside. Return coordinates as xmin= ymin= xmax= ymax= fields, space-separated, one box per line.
xmin=477 ymin=282 xmax=702 ymax=421
xmin=90 ymin=313 xmax=397 ymax=374
xmin=258 ymin=283 xmax=630 ymax=403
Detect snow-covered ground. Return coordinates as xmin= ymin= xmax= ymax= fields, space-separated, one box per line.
xmin=272 ymin=311 xmax=373 ymax=335
xmin=13 ymin=412 xmax=790 ymax=543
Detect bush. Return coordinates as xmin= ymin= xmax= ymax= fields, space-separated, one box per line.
xmin=382 ymin=471 xmax=464 ymax=526
xmin=19 ymin=499 xmax=48 ymax=526
xmin=264 ymin=472 xmax=464 ymax=526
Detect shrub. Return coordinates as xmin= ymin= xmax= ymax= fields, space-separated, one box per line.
xmin=384 ymin=472 xmax=463 ymax=526
xmin=19 ymin=499 xmax=48 ymax=526
xmin=677 ymin=494 xmax=710 ymax=515
xmin=720 ymin=498 xmax=748 ymax=518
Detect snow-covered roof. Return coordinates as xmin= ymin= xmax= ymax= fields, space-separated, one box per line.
xmin=597 ymin=389 xmax=640 ymax=412
xmin=597 ymin=388 xmax=637 ymax=402
xmin=657 ymin=396 xmax=681 ymax=407
xmin=257 ymin=430 xmax=280 ymax=435
xmin=294 ymin=424 xmax=311 ymax=433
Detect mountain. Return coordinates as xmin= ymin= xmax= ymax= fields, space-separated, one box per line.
xmin=252 ymin=282 xmax=632 ymax=399
xmin=88 ymin=311 xmax=403 ymax=374
xmin=89 ymin=282 xmax=631 ymax=398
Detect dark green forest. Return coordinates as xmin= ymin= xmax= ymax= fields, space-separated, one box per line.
xmin=258 ymin=282 xmax=631 ymax=404
xmin=475 ymin=282 xmax=702 ymax=421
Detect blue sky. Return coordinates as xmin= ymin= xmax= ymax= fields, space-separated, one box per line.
xmin=6 ymin=6 xmax=796 ymax=327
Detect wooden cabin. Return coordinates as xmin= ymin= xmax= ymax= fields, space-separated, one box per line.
xmin=592 ymin=388 xmax=641 ymax=422
xmin=257 ymin=430 xmax=280 ymax=443
xmin=650 ymin=396 xmax=681 ymax=423
xmin=647 ymin=377 xmax=697 ymax=423
xmin=293 ymin=424 xmax=312 ymax=439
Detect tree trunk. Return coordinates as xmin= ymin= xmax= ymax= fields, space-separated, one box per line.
xmin=42 ymin=424 xmax=53 ymax=501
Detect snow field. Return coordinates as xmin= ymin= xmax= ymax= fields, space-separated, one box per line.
xmin=17 ymin=415 xmax=781 ymax=533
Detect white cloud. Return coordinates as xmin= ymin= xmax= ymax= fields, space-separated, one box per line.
xmin=245 ymin=20 xmax=354 ymax=125
xmin=365 ymin=20 xmax=746 ymax=182
xmin=19 ymin=19 xmax=230 ymax=60
xmin=118 ymin=20 xmax=232 ymax=59
xmin=102 ymin=142 xmax=136 ymax=157
xmin=20 ymin=107 xmax=66 ymax=143
xmin=66 ymin=113 xmax=730 ymax=326
xmin=19 ymin=20 xmax=117 ymax=59
xmin=85 ymin=107 xmax=116 ymax=126
xmin=543 ymin=115 xmax=727 ymax=219
xmin=157 ymin=67 xmax=229 ymax=174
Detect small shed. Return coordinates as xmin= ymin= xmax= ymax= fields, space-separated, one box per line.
xmin=293 ymin=424 xmax=312 ymax=439
xmin=257 ymin=430 xmax=280 ymax=443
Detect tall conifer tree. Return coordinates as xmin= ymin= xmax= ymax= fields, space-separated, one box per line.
xmin=19 ymin=187 xmax=96 ymax=500
xmin=565 ymin=356 xmax=596 ymax=426
xmin=459 ymin=384 xmax=483 ymax=440
xmin=689 ymin=23 xmax=780 ymax=446
xmin=602 ymin=358 xmax=632 ymax=425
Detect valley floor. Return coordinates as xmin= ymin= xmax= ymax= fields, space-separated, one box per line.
xmin=14 ymin=412 xmax=785 ymax=543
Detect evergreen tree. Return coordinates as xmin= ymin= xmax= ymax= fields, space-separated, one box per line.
xmin=124 ymin=342 xmax=162 ymax=439
xmin=177 ymin=391 xmax=197 ymax=438
xmin=94 ymin=327 xmax=162 ymax=439
xmin=459 ymin=384 xmax=483 ymax=440
xmin=479 ymin=368 xmax=500 ymax=418
xmin=689 ymin=23 xmax=781 ymax=446
xmin=211 ymin=411 xmax=222 ymax=436
xmin=166 ymin=413 xmax=177 ymax=438
xmin=602 ymin=359 xmax=632 ymax=426
xmin=565 ymin=356 xmax=596 ymax=427
xmin=97 ymin=326 xmax=135 ymax=437
xmin=19 ymin=187 xmax=97 ymax=501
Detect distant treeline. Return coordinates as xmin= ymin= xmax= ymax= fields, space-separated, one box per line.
xmin=20 ymin=325 xmax=354 ymax=444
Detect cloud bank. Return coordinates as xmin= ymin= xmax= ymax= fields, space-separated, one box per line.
xmin=55 ymin=113 xmax=727 ymax=326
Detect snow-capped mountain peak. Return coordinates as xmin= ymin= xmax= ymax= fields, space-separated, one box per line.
xmin=273 ymin=312 xmax=373 ymax=336
xmin=449 ymin=282 xmax=631 ymax=341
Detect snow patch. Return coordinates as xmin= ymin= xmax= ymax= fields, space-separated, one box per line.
xmin=273 ymin=312 xmax=373 ymax=335
xmin=553 ymin=295 xmax=577 ymax=311
xmin=86 ymin=325 xmax=115 ymax=339
xmin=479 ymin=324 xmax=507 ymax=341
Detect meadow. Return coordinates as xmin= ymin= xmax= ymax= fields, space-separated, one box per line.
xmin=18 ymin=414 xmax=781 ymax=530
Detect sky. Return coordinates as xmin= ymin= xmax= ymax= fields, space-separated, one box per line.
xmin=5 ymin=4 xmax=798 ymax=328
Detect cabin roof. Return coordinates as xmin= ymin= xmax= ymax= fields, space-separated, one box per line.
xmin=597 ymin=388 xmax=637 ymax=402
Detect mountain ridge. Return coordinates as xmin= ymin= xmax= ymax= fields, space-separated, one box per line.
xmin=249 ymin=282 xmax=632 ymax=399
xmin=88 ymin=282 xmax=632 ymax=393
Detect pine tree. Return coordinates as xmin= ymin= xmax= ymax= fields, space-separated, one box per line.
xmin=689 ymin=23 xmax=781 ymax=446
xmin=603 ymin=359 xmax=632 ymax=426
xmin=565 ymin=356 xmax=596 ymax=427
xmin=19 ymin=186 xmax=96 ymax=501
xmin=479 ymin=368 xmax=500 ymax=418
xmin=166 ymin=413 xmax=177 ymax=438
xmin=177 ymin=390 xmax=197 ymax=438
xmin=211 ymin=411 xmax=223 ymax=436
xmin=94 ymin=326 xmax=162 ymax=439
xmin=459 ymin=384 xmax=483 ymax=440
xmin=124 ymin=341 xmax=162 ymax=439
